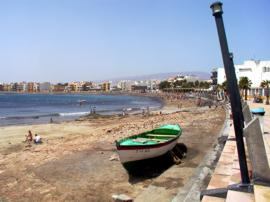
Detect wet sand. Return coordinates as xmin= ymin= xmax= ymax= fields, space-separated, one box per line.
xmin=0 ymin=98 xmax=226 ymax=201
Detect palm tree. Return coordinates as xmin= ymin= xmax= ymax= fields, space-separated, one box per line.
xmin=238 ymin=77 xmax=252 ymax=101
xmin=261 ymin=80 xmax=270 ymax=105
xmin=159 ymin=81 xmax=171 ymax=90
xmin=215 ymin=81 xmax=227 ymax=100
xmin=221 ymin=80 xmax=227 ymax=91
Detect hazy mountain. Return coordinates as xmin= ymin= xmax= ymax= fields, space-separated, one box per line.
xmin=100 ymin=72 xmax=211 ymax=83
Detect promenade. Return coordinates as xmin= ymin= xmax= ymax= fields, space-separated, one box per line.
xmin=201 ymin=100 xmax=270 ymax=202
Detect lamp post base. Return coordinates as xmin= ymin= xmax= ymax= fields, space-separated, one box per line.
xmin=200 ymin=183 xmax=254 ymax=200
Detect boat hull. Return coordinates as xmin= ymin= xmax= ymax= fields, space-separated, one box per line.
xmin=122 ymin=151 xmax=174 ymax=175
xmin=116 ymin=137 xmax=179 ymax=164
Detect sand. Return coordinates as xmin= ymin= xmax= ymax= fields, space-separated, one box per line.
xmin=0 ymin=97 xmax=226 ymax=201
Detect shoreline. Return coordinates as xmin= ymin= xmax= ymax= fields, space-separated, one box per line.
xmin=0 ymin=92 xmax=165 ymax=127
xmin=0 ymin=93 xmax=175 ymax=150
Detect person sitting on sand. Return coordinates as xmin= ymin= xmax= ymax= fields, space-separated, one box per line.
xmin=25 ymin=130 xmax=33 ymax=143
xmin=34 ymin=134 xmax=42 ymax=144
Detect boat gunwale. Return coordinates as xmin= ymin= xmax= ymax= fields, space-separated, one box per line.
xmin=115 ymin=124 xmax=182 ymax=149
xmin=116 ymin=132 xmax=180 ymax=150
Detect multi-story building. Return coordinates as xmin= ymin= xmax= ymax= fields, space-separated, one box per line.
xmin=213 ymin=60 xmax=270 ymax=96
xmin=17 ymin=82 xmax=25 ymax=92
xmin=3 ymin=84 xmax=11 ymax=91
xmin=0 ymin=84 xmax=4 ymax=91
xmin=67 ymin=81 xmax=89 ymax=92
xmin=77 ymin=82 xmax=84 ymax=92
xmin=33 ymin=83 xmax=40 ymax=92
xmin=10 ymin=83 xmax=18 ymax=91
xmin=101 ymin=82 xmax=111 ymax=92
xmin=145 ymin=80 xmax=159 ymax=91
xmin=211 ymin=70 xmax=218 ymax=86
xmin=40 ymin=82 xmax=51 ymax=92
xmin=117 ymin=80 xmax=133 ymax=91
xmin=52 ymin=84 xmax=66 ymax=92
xmin=27 ymin=82 xmax=34 ymax=93
xmin=67 ymin=83 xmax=76 ymax=92
xmin=131 ymin=85 xmax=147 ymax=93
xmin=81 ymin=81 xmax=93 ymax=91
xmin=22 ymin=82 xmax=28 ymax=92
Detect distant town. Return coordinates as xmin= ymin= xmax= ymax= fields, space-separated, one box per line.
xmin=1 ymin=59 xmax=270 ymax=95
xmin=0 ymin=74 xmax=211 ymax=93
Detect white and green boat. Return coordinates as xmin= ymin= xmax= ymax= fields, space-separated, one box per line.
xmin=116 ymin=124 xmax=182 ymax=167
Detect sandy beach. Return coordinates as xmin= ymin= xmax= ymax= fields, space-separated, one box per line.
xmin=0 ymin=96 xmax=225 ymax=201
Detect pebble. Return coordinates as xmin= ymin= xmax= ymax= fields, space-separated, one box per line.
xmin=112 ymin=194 xmax=133 ymax=202
xmin=109 ymin=154 xmax=119 ymax=161
xmin=25 ymin=188 xmax=32 ymax=192
xmin=7 ymin=180 xmax=18 ymax=188
xmin=39 ymin=189 xmax=51 ymax=195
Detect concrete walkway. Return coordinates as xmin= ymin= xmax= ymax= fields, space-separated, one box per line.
xmin=201 ymin=100 xmax=270 ymax=202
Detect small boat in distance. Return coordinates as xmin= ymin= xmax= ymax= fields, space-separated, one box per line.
xmin=115 ymin=124 xmax=182 ymax=169
xmin=77 ymin=99 xmax=88 ymax=105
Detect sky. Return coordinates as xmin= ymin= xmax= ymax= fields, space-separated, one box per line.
xmin=0 ymin=0 xmax=269 ymax=83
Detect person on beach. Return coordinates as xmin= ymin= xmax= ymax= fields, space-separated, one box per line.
xmin=90 ymin=106 xmax=93 ymax=114
xmin=142 ymin=109 xmax=145 ymax=116
xmin=25 ymin=130 xmax=33 ymax=144
xmin=196 ymin=97 xmax=201 ymax=107
xmin=34 ymin=134 xmax=42 ymax=144
xmin=146 ymin=106 xmax=150 ymax=115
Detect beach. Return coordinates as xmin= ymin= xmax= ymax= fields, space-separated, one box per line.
xmin=0 ymin=96 xmax=226 ymax=201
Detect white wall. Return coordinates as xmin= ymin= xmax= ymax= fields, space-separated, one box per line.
xmin=216 ymin=60 xmax=270 ymax=88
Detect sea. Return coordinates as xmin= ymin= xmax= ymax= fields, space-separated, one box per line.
xmin=0 ymin=93 xmax=163 ymax=126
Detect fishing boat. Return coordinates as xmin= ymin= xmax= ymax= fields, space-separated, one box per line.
xmin=115 ymin=124 xmax=182 ymax=168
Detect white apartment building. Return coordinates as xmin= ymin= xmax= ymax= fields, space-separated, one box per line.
xmin=40 ymin=82 xmax=51 ymax=92
xmin=214 ymin=60 xmax=270 ymax=96
xmin=117 ymin=80 xmax=134 ymax=91
xmin=145 ymin=80 xmax=159 ymax=91
xmin=170 ymin=75 xmax=202 ymax=83
xmin=19 ymin=82 xmax=28 ymax=92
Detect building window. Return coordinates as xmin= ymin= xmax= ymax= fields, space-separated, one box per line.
xmin=251 ymin=89 xmax=255 ymax=96
xmin=239 ymin=68 xmax=252 ymax=72
xmin=263 ymin=66 xmax=270 ymax=72
xmin=259 ymin=88 xmax=263 ymax=96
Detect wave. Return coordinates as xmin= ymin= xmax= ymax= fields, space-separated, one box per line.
xmin=0 ymin=106 xmax=162 ymax=121
xmin=1 ymin=113 xmax=60 ymax=120
xmin=59 ymin=112 xmax=90 ymax=116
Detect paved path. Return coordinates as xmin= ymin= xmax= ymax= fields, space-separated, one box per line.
xmin=201 ymin=100 xmax=270 ymax=202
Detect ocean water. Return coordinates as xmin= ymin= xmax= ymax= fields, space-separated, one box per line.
xmin=0 ymin=93 xmax=162 ymax=126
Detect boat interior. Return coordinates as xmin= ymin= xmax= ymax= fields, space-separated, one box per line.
xmin=118 ymin=127 xmax=181 ymax=146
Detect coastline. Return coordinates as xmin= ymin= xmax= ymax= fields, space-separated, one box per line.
xmin=0 ymin=92 xmax=165 ymax=127
xmin=0 ymin=93 xmax=173 ymax=150
xmin=0 ymin=95 xmax=226 ymax=201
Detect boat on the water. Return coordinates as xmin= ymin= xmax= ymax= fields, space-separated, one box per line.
xmin=77 ymin=99 xmax=88 ymax=105
xmin=115 ymin=124 xmax=182 ymax=168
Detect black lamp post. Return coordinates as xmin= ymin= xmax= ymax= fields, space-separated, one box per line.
xmin=210 ymin=2 xmax=250 ymax=184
